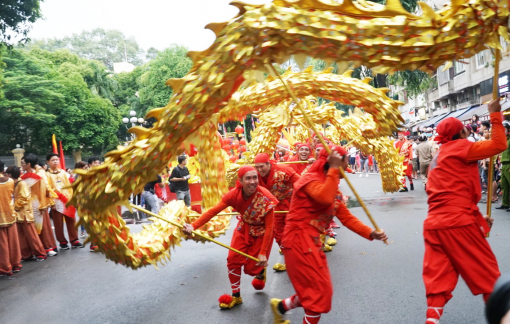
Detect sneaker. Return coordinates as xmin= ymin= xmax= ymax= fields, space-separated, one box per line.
xmin=399 ymin=187 xmax=409 ymax=192
xmin=12 ymin=267 xmax=21 ymax=273
xmin=366 ymin=173 xmax=369 ymax=177
xmin=80 ymin=231 xmax=88 ymax=238
xmin=47 ymin=250 xmax=57 ymax=257
xmin=496 ymin=205 xmax=509 ymax=210
xmin=410 ymin=183 xmax=414 ymax=191
xmin=325 ymin=228 xmax=337 ymax=237
xmin=71 ymin=241 xmax=84 ymax=249
xmin=90 ymin=245 xmax=99 ymax=252
xmin=0 ymin=271 xmax=13 ymax=277
xmin=60 ymin=243 xmax=70 ymax=250
xmin=35 ymin=256 xmax=46 ymax=262
xmin=359 ymin=174 xmax=363 ymax=177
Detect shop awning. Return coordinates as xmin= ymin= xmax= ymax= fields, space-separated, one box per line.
xmin=420 ymin=113 xmax=449 ymax=128
xmin=461 ymin=104 xmax=487 ymax=123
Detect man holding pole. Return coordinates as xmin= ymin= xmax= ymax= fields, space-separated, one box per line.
xmin=182 ymin=165 xmax=278 ymax=310
xmin=394 ymin=132 xmax=414 ymax=192
xmin=271 ymin=145 xmax=387 ymax=324
xmin=422 ymin=99 xmax=506 ymax=324
xmin=254 ymin=153 xmax=300 ymax=272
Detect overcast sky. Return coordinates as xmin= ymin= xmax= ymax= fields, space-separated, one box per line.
xmin=28 ymin=0 xmax=272 ymax=52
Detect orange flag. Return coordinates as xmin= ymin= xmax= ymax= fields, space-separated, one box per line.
xmin=59 ymin=141 xmax=66 ymax=170
xmin=51 ymin=134 xmax=58 ymax=154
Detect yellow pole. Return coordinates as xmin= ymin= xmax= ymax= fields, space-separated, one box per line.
xmin=268 ymin=63 xmax=387 ymax=244
xmin=486 ymin=48 xmax=500 ymax=237
xmin=130 ymin=204 xmax=260 ymax=262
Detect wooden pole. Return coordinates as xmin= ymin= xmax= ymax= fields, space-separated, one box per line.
xmin=268 ymin=63 xmax=387 ymax=244
xmin=486 ymin=48 xmax=500 ymax=237
xmin=130 ymin=204 xmax=260 ymax=262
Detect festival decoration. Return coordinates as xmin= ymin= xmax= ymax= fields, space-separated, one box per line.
xmin=70 ymin=0 xmax=510 ymax=269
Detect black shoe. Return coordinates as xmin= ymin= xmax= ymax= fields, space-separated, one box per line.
xmin=410 ymin=183 xmax=414 ymax=191
xmin=399 ymin=187 xmax=409 ymax=192
xmin=71 ymin=241 xmax=83 ymax=249
xmin=495 ymin=205 xmax=509 ymax=210
xmin=60 ymin=243 xmax=70 ymax=250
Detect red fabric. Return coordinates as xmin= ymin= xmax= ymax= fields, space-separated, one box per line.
xmin=435 ymin=117 xmax=465 ymax=144
xmin=227 ymin=224 xmax=272 ymax=276
xmin=289 ymin=162 xmax=309 ymax=175
xmin=257 ymin=164 xmax=299 ymax=246
xmin=54 ymin=190 xmax=76 ymax=218
xmin=283 ymin=225 xmax=333 ymax=314
xmin=51 ymin=209 xmax=78 ymax=244
xmin=295 ymin=145 xmax=346 ymax=189
xmin=254 ymin=153 xmax=270 ymax=163
xmin=423 ymin=224 xmax=500 ymax=311
xmin=227 ymin=267 xmax=242 ymax=294
xmin=425 ymin=139 xmax=488 ymax=232
xmin=0 ymin=224 xmax=21 ymax=274
xmin=17 ymin=222 xmax=46 ymax=259
xmin=38 ymin=209 xmax=56 ymax=251
xmin=191 ymin=186 xmax=277 ymax=256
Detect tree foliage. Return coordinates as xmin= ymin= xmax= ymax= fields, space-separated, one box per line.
xmin=0 ymin=0 xmax=43 ymax=46
xmin=0 ymin=47 xmax=121 ymax=155
xmin=28 ymin=28 xmax=145 ymax=70
xmin=137 ymin=45 xmax=192 ymax=114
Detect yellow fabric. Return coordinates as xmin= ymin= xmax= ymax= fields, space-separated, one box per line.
xmin=46 ymin=169 xmax=72 ymax=200
xmin=33 ymin=167 xmax=54 ymax=209
xmin=14 ymin=180 xmax=34 ymax=223
xmin=0 ymin=178 xmax=16 ymax=227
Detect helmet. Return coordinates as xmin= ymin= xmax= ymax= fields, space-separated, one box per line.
xmin=503 ymin=120 xmax=510 ymax=129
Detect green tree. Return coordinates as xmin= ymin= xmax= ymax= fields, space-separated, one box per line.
xmin=0 ymin=47 xmax=121 ymax=155
xmin=84 ymin=61 xmax=119 ymax=102
xmin=137 ymin=45 xmax=192 ymax=114
xmin=29 ymin=28 xmax=145 ymax=70
xmin=1 ymin=0 xmax=43 ymax=46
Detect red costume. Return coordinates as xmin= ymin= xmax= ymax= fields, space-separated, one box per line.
xmin=423 ymin=113 xmax=506 ymax=324
xmin=394 ymin=134 xmax=413 ymax=190
xmin=279 ymin=146 xmax=375 ymax=324
xmin=254 ymin=153 xmax=300 ymax=246
xmin=191 ymin=166 xmax=278 ymax=304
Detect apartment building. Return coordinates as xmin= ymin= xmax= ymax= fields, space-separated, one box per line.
xmin=398 ymin=40 xmax=510 ymax=133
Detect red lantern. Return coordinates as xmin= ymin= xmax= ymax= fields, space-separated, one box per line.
xmin=240 ymin=145 xmax=247 ymax=152
xmin=235 ymin=125 xmax=244 ymax=134
xmin=229 ymin=155 xmax=236 ymax=162
xmin=239 ymin=139 xmax=246 ymax=145
xmin=222 ymin=138 xmax=230 ymax=146
xmin=222 ymin=144 xmax=231 ymax=151
xmin=232 ymin=141 xmax=240 ymax=149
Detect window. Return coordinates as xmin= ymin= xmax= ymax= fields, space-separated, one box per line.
xmin=476 ymin=50 xmax=491 ymax=70
xmin=437 ymin=65 xmax=450 ymax=85
xmin=454 ymin=61 xmax=465 ymax=74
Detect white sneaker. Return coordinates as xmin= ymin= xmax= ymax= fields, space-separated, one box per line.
xmin=359 ymin=174 xmax=363 ymax=177
xmin=47 ymin=250 xmax=57 ymax=257
xmin=366 ymin=173 xmax=369 ymax=177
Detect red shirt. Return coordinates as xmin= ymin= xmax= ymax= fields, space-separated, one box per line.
xmin=259 ymin=164 xmax=300 ymax=211
xmin=424 ymin=112 xmax=507 ymax=231
xmin=191 ymin=186 xmax=277 ymax=256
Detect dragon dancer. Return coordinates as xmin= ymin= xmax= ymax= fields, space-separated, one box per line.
xmin=271 ymin=145 xmax=387 ymax=324
xmin=423 ymin=99 xmax=505 ymax=324
xmin=288 ymin=144 xmax=314 ymax=175
xmin=254 ymin=153 xmax=300 ymax=272
xmin=394 ymin=132 xmax=414 ymax=192
xmin=183 ymin=166 xmax=278 ymax=309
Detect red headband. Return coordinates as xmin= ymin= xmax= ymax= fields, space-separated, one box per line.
xmin=254 ymin=153 xmax=270 ymax=164
xmin=435 ymin=117 xmax=464 ymax=144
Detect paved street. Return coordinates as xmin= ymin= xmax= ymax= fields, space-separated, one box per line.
xmin=1 ymin=174 xmax=510 ymax=324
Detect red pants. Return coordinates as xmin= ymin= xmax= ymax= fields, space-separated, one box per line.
xmin=423 ymin=224 xmax=500 ymax=308
xmin=39 ymin=209 xmax=57 ymax=251
xmin=401 ymin=163 xmax=413 ymax=187
xmin=0 ymin=225 xmax=22 ymax=274
xmin=227 ymin=222 xmax=273 ymax=276
xmin=17 ymin=221 xmax=46 ymax=259
xmin=273 ymin=199 xmax=290 ymax=247
xmin=282 ymin=226 xmax=333 ymax=314
xmin=51 ymin=209 xmax=78 ymax=244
